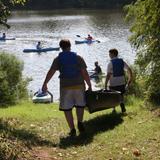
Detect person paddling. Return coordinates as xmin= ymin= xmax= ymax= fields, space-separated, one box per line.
xmin=0 ymin=33 xmax=6 ymax=40
xmin=36 ymin=41 xmax=42 ymax=50
xmin=86 ymin=34 xmax=93 ymax=41
xmin=94 ymin=61 xmax=102 ymax=74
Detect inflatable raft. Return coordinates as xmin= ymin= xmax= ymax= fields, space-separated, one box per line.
xmin=85 ymin=90 xmax=121 ymax=113
xmin=32 ymin=91 xmax=53 ymax=103
xmin=23 ymin=47 xmax=60 ymax=53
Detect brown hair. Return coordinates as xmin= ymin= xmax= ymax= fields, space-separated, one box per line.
xmin=59 ymin=39 xmax=71 ymax=50
xmin=109 ymin=48 xmax=118 ymax=57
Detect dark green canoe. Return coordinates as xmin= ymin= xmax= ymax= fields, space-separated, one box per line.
xmin=85 ymin=90 xmax=121 ymax=113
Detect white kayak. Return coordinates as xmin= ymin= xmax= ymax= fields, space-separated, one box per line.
xmin=23 ymin=47 xmax=60 ymax=53
xmin=32 ymin=91 xmax=53 ymax=103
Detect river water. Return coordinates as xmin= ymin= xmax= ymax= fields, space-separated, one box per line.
xmin=0 ymin=9 xmax=135 ymax=101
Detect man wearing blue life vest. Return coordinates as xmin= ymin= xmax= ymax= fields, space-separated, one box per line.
xmin=105 ymin=48 xmax=132 ymax=113
xmin=42 ymin=39 xmax=92 ymax=137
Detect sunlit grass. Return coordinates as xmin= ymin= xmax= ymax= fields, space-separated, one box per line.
xmin=0 ymin=96 xmax=160 ymax=160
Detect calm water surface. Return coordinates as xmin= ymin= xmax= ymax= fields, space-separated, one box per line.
xmin=0 ymin=10 xmax=135 ymax=101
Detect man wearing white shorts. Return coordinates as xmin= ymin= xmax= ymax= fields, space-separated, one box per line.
xmin=42 ymin=39 xmax=92 ymax=136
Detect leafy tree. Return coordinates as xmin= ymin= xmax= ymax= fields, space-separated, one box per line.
xmin=0 ymin=0 xmax=26 ymax=28
xmin=0 ymin=53 xmax=28 ymax=106
xmin=125 ymin=0 xmax=160 ymax=104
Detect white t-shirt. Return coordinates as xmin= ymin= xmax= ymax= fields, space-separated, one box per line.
xmin=107 ymin=57 xmax=129 ymax=87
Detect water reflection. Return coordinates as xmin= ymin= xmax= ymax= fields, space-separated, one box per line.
xmin=0 ymin=10 xmax=135 ymax=101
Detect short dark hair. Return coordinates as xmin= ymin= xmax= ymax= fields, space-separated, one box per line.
xmin=59 ymin=39 xmax=71 ymax=50
xmin=109 ymin=48 xmax=118 ymax=57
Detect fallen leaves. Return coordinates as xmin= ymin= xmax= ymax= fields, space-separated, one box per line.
xmin=132 ymin=148 xmax=141 ymax=157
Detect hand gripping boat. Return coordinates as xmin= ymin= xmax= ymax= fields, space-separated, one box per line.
xmin=85 ymin=89 xmax=121 ymax=113
xmin=32 ymin=91 xmax=53 ymax=103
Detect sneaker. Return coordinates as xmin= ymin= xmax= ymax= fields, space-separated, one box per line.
xmin=120 ymin=103 xmax=126 ymax=113
xmin=69 ymin=128 xmax=76 ymax=137
xmin=78 ymin=122 xmax=85 ymax=133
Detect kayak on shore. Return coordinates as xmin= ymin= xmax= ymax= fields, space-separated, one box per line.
xmin=32 ymin=91 xmax=53 ymax=103
xmin=23 ymin=47 xmax=60 ymax=53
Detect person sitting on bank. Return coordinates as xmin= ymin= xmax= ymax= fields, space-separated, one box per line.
xmin=94 ymin=61 xmax=102 ymax=74
xmin=105 ymin=48 xmax=132 ymax=113
xmin=36 ymin=41 xmax=41 ymax=50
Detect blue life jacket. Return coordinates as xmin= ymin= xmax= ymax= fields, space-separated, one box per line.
xmin=111 ymin=58 xmax=124 ymax=77
xmin=58 ymin=51 xmax=80 ymax=78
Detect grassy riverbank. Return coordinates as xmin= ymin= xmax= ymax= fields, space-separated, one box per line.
xmin=0 ymin=96 xmax=160 ymax=160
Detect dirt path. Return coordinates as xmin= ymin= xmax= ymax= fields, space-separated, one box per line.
xmin=31 ymin=146 xmax=62 ymax=160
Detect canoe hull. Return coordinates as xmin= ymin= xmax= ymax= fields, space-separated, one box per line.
xmin=23 ymin=47 xmax=60 ymax=53
xmin=85 ymin=90 xmax=121 ymax=113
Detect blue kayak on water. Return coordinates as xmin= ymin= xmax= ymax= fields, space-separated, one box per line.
xmin=0 ymin=38 xmax=16 ymax=41
xmin=23 ymin=47 xmax=60 ymax=53
xmin=75 ymin=40 xmax=96 ymax=44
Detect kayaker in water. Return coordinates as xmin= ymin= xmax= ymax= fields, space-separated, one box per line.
xmin=42 ymin=39 xmax=92 ymax=137
xmin=105 ymin=48 xmax=132 ymax=114
xmin=89 ymin=61 xmax=102 ymax=79
xmin=86 ymin=34 xmax=93 ymax=41
xmin=36 ymin=41 xmax=41 ymax=49
xmin=94 ymin=61 xmax=102 ymax=74
xmin=0 ymin=33 xmax=6 ymax=40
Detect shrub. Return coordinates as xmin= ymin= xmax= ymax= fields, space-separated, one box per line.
xmin=125 ymin=65 xmax=144 ymax=97
xmin=0 ymin=53 xmax=28 ymax=106
xmin=125 ymin=0 xmax=160 ymax=105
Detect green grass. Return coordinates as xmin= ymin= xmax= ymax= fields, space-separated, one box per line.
xmin=0 ymin=97 xmax=160 ymax=160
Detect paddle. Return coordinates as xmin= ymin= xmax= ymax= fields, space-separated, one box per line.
xmin=76 ymin=35 xmax=100 ymax=43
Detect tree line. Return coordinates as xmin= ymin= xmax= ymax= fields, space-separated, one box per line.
xmin=13 ymin=0 xmax=134 ymax=10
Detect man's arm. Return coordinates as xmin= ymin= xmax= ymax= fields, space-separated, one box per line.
xmin=81 ymin=69 xmax=92 ymax=91
xmin=127 ymin=67 xmax=132 ymax=86
xmin=105 ymin=62 xmax=112 ymax=89
xmin=42 ymin=68 xmax=56 ymax=92
xmin=124 ymin=62 xmax=133 ymax=86
xmin=105 ymin=72 xmax=111 ymax=89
